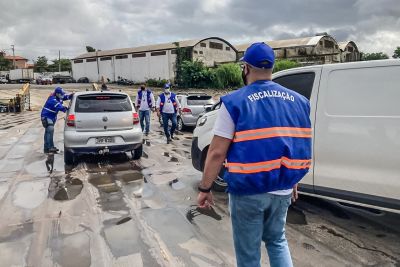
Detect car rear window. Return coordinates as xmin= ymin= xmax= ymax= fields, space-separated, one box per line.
xmin=75 ymin=94 xmax=132 ymax=113
xmin=187 ymin=95 xmax=213 ymax=105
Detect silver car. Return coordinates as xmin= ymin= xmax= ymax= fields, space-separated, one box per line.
xmin=64 ymin=91 xmax=143 ymax=164
xmin=176 ymin=93 xmax=214 ymax=130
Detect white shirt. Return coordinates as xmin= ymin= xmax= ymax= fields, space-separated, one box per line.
xmin=135 ymin=90 xmax=155 ymax=111
xmin=156 ymin=93 xmax=181 ymax=114
xmin=213 ymin=103 xmax=293 ymax=196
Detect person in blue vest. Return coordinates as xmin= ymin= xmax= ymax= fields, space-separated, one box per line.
xmin=156 ymin=84 xmax=181 ymax=144
xmin=197 ymin=42 xmax=312 ymax=267
xmin=41 ymin=87 xmax=73 ymax=153
xmin=135 ymin=84 xmax=155 ymax=136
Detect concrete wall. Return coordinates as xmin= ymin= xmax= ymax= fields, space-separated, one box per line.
xmin=341 ymin=43 xmax=360 ymax=62
xmin=192 ymin=38 xmax=237 ymax=67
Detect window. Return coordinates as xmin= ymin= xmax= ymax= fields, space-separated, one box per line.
xmin=209 ymin=42 xmax=223 ymax=50
xmin=347 ymin=46 xmax=354 ymax=52
xmin=100 ymin=57 xmax=112 ymax=61
xmin=193 ymin=50 xmax=198 ymax=54
xmin=74 ymin=59 xmax=83 ymax=64
xmin=115 ymin=55 xmax=128 ymax=59
xmin=200 ymin=43 xmax=207 ymax=48
xmin=171 ymin=50 xmax=177 ymax=54
xmin=132 ymin=53 xmax=146 ymax=58
xmin=324 ymin=40 xmax=334 ymax=48
xmin=151 ymin=51 xmax=166 ymax=56
xmin=75 ymin=94 xmax=132 ymax=113
xmin=319 ymin=41 xmax=323 ymax=45
xmin=226 ymin=47 xmax=231 ymax=51
xmin=86 ymin=58 xmax=96 ymax=62
xmin=199 ymin=51 xmax=203 ymax=54
xmin=273 ymin=72 xmax=315 ymax=99
xmin=187 ymin=95 xmax=214 ymax=105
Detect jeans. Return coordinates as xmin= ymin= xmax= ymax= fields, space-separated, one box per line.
xmin=42 ymin=118 xmax=55 ymax=153
xmin=139 ymin=110 xmax=151 ymax=133
xmin=161 ymin=112 xmax=177 ymax=138
xmin=229 ymin=193 xmax=293 ymax=267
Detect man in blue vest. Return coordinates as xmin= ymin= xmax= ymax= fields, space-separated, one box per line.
xmin=41 ymin=87 xmax=73 ymax=153
xmin=135 ymin=84 xmax=155 ymax=136
xmin=197 ymin=42 xmax=312 ymax=267
xmin=156 ymin=84 xmax=181 ymax=144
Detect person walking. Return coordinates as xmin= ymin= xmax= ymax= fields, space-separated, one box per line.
xmin=156 ymin=83 xmax=181 ymax=144
xmin=41 ymin=87 xmax=73 ymax=153
xmin=197 ymin=42 xmax=312 ymax=267
xmin=135 ymin=84 xmax=155 ymax=136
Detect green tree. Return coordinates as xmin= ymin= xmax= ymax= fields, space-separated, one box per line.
xmin=0 ymin=55 xmax=12 ymax=71
xmin=393 ymin=47 xmax=400 ymax=58
xmin=34 ymin=56 xmax=49 ymax=72
xmin=211 ymin=63 xmax=243 ymax=89
xmin=173 ymin=42 xmax=192 ymax=87
xmin=361 ymin=52 xmax=389 ymax=61
xmin=273 ymin=60 xmax=301 ymax=73
xmin=86 ymin=46 xmax=96 ymax=52
xmin=48 ymin=58 xmax=72 ymax=72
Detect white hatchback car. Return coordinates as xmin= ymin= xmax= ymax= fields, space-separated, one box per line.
xmin=64 ymin=91 xmax=143 ymax=164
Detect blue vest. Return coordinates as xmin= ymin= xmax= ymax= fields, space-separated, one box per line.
xmin=221 ymin=80 xmax=312 ymax=195
xmin=40 ymin=94 xmax=68 ymax=122
xmin=159 ymin=93 xmax=178 ymax=113
xmin=137 ymin=90 xmax=153 ymax=108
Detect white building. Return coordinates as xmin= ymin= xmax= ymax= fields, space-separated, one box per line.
xmin=71 ymin=37 xmax=237 ymax=83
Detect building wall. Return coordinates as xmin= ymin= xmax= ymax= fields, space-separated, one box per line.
xmin=192 ymin=38 xmax=237 ymax=67
xmin=341 ymin=43 xmax=360 ymax=62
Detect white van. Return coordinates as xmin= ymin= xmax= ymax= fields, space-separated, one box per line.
xmin=191 ymin=59 xmax=400 ymax=213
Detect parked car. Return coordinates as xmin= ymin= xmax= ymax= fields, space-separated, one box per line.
xmin=0 ymin=76 xmax=7 ymax=84
xmin=77 ymin=77 xmax=90 ymax=83
xmin=36 ymin=76 xmax=52 ymax=85
xmin=192 ymin=59 xmax=400 ymax=213
xmin=64 ymin=91 xmax=143 ymax=164
xmin=159 ymin=93 xmax=214 ymax=131
xmin=53 ymin=75 xmax=75 ymax=84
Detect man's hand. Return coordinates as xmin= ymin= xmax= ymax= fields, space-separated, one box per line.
xmin=156 ymin=110 xmax=161 ymax=117
xmin=291 ymin=184 xmax=298 ymax=203
xmin=197 ymin=192 xmax=214 ymax=209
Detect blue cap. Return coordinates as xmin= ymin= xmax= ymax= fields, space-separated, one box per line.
xmin=164 ymin=83 xmax=171 ymax=89
xmin=54 ymin=87 xmax=65 ymax=95
xmin=240 ymin=42 xmax=275 ymax=69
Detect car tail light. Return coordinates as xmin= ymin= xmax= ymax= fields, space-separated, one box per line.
xmin=182 ymin=108 xmax=192 ymax=114
xmin=66 ymin=114 xmax=75 ymax=127
xmin=133 ymin=113 xmax=139 ymax=124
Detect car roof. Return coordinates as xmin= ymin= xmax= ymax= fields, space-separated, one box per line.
xmin=74 ymin=91 xmax=129 ymax=97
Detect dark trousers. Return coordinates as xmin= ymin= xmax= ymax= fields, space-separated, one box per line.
xmin=161 ymin=112 xmax=177 ymax=138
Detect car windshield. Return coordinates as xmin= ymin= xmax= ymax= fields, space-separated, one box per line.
xmin=75 ymin=94 xmax=132 ymax=113
xmin=186 ymin=95 xmax=213 ymax=105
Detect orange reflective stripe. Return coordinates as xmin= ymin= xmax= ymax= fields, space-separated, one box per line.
xmin=226 ymin=157 xmax=311 ymax=174
xmin=233 ymin=127 xmax=312 ymax=142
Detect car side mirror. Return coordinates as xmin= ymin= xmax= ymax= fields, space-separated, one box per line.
xmin=205 ymin=106 xmax=212 ymax=112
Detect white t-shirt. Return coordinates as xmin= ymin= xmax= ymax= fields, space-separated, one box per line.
xmin=213 ymin=103 xmax=293 ymax=196
xmin=135 ymin=90 xmax=155 ymax=111
xmin=156 ymin=94 xmax=181 ymax=114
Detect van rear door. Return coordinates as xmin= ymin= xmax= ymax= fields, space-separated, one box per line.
xmin=74 ymin=94 xmax=134 ymax=132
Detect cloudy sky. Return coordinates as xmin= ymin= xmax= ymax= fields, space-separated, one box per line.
xmin=0 ymin=0 xmax=399 ymax=62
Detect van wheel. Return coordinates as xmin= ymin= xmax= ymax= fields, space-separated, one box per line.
xmin=64 ymin=149 xmax=75 ymax=165
xmin=212 ymin=167 xmax=228 ymax=192
xmin=132 ymin=145 xmax=143 ymax=160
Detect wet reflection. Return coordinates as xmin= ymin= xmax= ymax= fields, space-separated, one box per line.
xmin=45 ymin=152 xmax=54 ymax=174
xmin=186 ymin=205 xmax=222 ymax=223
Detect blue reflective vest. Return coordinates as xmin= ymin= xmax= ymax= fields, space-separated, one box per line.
xmin=159 ymin=93 xmax=178 ymax=113
xmin=40 ymin=94 xmax=70 ymax=122
xmin=221 ymin=80 xmax=312 ymax=195
xmin=137 ymin=90 xmax=153 ymax=108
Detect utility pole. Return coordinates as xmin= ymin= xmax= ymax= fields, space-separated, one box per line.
xmin=58 ymin=50 xmax=61 ymax=72
xmin=11 ymin=45 xmax=15 ymax=69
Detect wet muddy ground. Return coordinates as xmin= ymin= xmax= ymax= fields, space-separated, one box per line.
xmin=0 ymin=85 xmax=399 ymax=267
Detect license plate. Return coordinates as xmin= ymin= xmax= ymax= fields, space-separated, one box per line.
xmin=96 ymin=137 xmax=114 ymax=144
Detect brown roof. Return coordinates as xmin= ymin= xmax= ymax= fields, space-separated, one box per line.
xmin=236 ymin=35 xmax=331 ymax=52
xmin=4 ymin=55 xmax=28 ymax=61
xmin=73 ymin=37 xmax=237 ymax=59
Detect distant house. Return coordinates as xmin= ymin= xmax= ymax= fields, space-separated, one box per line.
xmin=236 ymin=35 xmax=342 ymax=65
xmin=0 ymin=51 xmax=28 ymax=69
xmin=71 ymin=37 xmax=237 ymax=83
xmin=338 ymin=41 xmax=360 ymax=62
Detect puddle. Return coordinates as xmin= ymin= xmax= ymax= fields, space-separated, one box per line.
xmin=49 ymin=175 xmax=84 ymax=201
xmin=163 ymin=152 xmax=170 ymax=157
xmin=169 ymin=157 xmax=179 ymax=162
xmin=113 ymin=170 xmax=143 ymax=184
xmin=50 ymin=232 xmax=91 ymax=267
xmin=13 ymin=179 xmax=49 ymax=209
xmin=287 ymin=205 xmax=307 ymax=225
xmin=186 ymin=206 xmax=222 ymax=223
xmin=116 ymin=217 xmax=132 ymax=225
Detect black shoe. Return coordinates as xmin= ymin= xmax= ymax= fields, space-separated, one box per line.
xmin=49 ymin=147 xmax=58 ymax=153
xmin=167 ymin=137 xmax=172 ymax=144
xmin=145 ymin=132 xmax=149 ymax=136
xmin=52 ymin=147 xmax=60 ymax=151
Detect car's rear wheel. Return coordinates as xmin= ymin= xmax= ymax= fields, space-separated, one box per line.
xmin=177 ymin=117 xmax=185 ymax=131
xmin=64 ymin=148 xmax=75 ymax=165
xmin=132 ymin=145 xmax=143 ymax=160
xmin=212 ymin=167 xmax=228 ymax=192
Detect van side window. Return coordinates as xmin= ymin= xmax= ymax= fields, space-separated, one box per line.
xmin=273 ymin=72 xmax=315 ymax=99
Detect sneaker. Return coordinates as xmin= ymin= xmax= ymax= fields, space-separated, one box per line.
xmin=145 ymin=132 xmax=149 ymax=136
xmin=167 ymin=137 xmax=172 ymax=144
xmin=49 ymin=147 xmax=58 ymax=153
xmin=51 ymin=147 xmax=60 ymax=151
